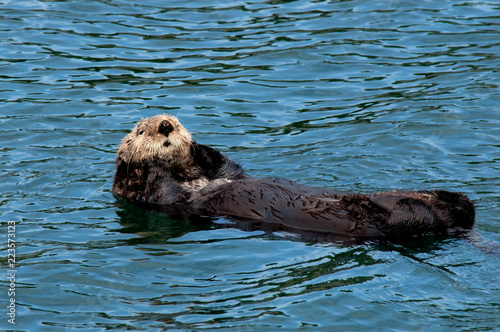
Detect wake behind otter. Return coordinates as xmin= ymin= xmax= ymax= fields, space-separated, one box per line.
xmin=112 ymin=114 xmax=475 ymax=241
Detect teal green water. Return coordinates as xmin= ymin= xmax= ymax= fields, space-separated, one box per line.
xmin=1 ymin=1 xmax=499 ymax=331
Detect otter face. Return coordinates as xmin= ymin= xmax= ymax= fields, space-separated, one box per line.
xmin=117 ymin=114 xmax=192 ymax=166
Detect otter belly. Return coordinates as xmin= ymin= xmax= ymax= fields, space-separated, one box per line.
xmin=183 ymin=178 xmax=474 ymax=240
xmin=190 ymin=178 xmax=375 ymax=238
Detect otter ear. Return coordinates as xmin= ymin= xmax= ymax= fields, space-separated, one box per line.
xmin=190 ymin=142 xmax=225 ymax=176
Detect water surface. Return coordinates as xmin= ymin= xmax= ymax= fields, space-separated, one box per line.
xmin=0 ymin=0 xmax=499 ymax=331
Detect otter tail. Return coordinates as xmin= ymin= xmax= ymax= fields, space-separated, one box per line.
xmin=370 ymin=190 xmax=475 ymax=237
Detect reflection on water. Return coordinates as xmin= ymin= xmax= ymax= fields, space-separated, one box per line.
xmin=0 ymin=0 xmax=499 ymax=330
xmin=114 ymin=198 xmax=215 ymax=244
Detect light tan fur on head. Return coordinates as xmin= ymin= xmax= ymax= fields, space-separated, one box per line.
xmin=117 ymin=114 xmax=192 ymax=166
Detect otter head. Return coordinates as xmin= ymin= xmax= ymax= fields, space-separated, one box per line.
xmin=117 ymin=114 xmax=192 ymax=167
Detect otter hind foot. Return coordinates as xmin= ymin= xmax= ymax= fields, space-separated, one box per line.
xmin=373 ymin=191 xmax=475 ymax=238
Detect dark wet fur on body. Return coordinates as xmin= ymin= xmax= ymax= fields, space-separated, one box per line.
xmin=113 ymin=115 xmax=475 ymax=241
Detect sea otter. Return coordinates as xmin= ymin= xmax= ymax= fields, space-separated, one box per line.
xmin=112 ymin=114 xmax=475 ymax=241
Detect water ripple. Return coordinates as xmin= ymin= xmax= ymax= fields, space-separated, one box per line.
xmin=0 ymin=0 xmax=499 ymax=330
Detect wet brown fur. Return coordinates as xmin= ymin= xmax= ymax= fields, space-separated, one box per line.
xmin=113 ymin=114 xmax=475 ymax=241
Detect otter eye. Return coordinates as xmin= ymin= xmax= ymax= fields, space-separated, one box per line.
xmin=138 ymin=130 xmax=145 ymax=135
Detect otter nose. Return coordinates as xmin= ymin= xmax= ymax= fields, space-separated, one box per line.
xmin=159 ymin=120 xmax=174 ymax=136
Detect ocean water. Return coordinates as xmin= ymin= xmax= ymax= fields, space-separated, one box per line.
xmin=0 ymin=0 xmax=499 ymax=331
